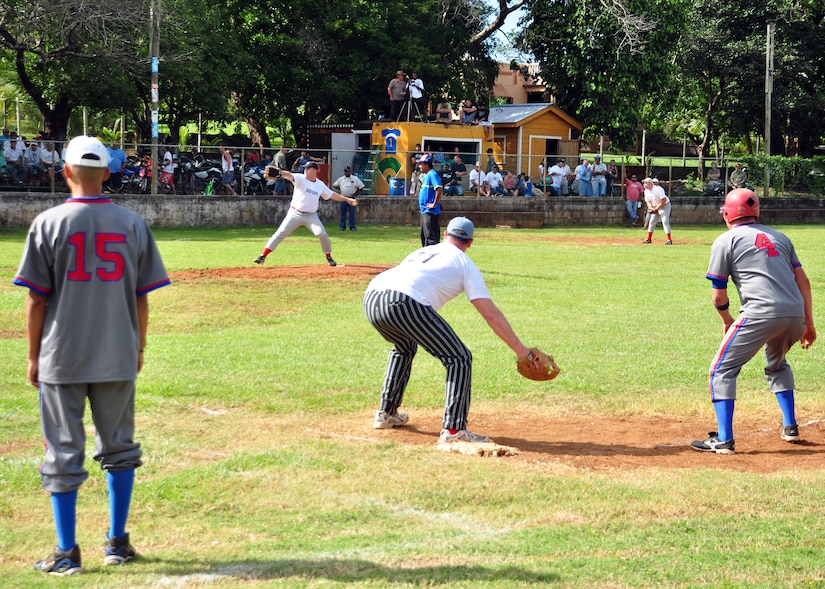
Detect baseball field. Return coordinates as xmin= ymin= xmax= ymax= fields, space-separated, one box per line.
xmin=1 ymin=223 xmax=824 ymax=588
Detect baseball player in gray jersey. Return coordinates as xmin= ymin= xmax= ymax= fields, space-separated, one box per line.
xmin=14 ymin=136 xmax=171 ymax=575
xmin=363 ymin=217 xmax=534 ymax=444
xmin=692 ymin=189 xmax=816 ymax=454
xmin=253 ymin=161 xmax=358 ymax=267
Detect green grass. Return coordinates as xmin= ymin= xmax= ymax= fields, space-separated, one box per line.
xmin=1 ymin=224 xmax=824 ymax=588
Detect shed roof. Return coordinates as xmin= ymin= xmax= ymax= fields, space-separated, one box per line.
xmin=489 ymin=103 xmax=582 ymax=131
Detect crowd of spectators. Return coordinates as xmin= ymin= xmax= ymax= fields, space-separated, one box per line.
xmin=1 ymin=129 xmax=65 ymax=187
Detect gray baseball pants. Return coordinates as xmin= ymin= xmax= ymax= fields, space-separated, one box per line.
xmin=265 ymin=208 xmax=331 ymax=254
xmin=39 ymin=381 xmax=142 ymax=494
xmin=709 ymin=315 xmax=805 ymax=401
xmin=648 ymin=202 xmax=672 ymax=234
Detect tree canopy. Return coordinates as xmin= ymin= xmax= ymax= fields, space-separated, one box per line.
xmin=1 ymin=0 xmax=824 ymax=154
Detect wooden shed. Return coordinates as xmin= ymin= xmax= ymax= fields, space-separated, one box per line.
xmin=489 ymin=103 xmax=582 ymax=178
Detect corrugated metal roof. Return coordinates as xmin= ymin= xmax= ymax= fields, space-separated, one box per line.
xmin=489 ymin=103 xmax=553 ymax=124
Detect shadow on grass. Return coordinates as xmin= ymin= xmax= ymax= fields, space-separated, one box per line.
xmin=139 ymin=558 xmax=561 ymax=584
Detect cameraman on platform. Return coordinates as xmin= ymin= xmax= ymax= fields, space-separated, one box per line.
xmin=408 ymin=72 xmax=425 ymax=121
xmin=387 ymin=70 xmax=407 ymax=121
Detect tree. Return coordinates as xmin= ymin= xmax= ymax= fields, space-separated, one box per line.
xmin=0 ymin=0 xmax=146 ymax=139
xmin=225 ymin=0 xmax=501 ymax=147
xmin=519 ymin=0 xmax=687 ymax=149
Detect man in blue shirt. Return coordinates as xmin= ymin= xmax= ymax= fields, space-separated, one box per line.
xmin=104 ymin=140 xmax=128 ymax=194
xmin=417 ymin=153 xmax=442 ymax=246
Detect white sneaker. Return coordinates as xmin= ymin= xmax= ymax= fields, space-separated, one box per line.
xmin=439 ymin=429 xmax=491 ymax=443
xmin=373 ymin=410 xmax=409 ymax=429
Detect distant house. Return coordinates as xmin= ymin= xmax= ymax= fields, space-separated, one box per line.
xmin=493 ymin=63 xmax=547 ymax=104
xmin=489 ymin=103 xmax=582 ymax=178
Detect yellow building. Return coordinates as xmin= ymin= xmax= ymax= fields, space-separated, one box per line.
xmin=369 ymin=103 xmax=581 ymax=195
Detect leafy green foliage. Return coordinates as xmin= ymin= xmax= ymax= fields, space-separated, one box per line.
xmin=519 ymin=0 xmax=687 ymax=149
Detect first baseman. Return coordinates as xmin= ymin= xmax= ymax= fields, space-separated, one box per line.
xmin=692 ymin=188 xmax=816 ymax=454
xmin=14 ymin=136 xmax=171 ymax=574
xmin=254 ymin=161 xmax=357 ymax=266
xmin=641 ymin=178 xmax=672 ymax=244
xmin=363 ymin=217 xmax=533 ymax=444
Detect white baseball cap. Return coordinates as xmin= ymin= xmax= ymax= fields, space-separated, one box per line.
xmin=64 ymin=135 xmax=109 ymax=168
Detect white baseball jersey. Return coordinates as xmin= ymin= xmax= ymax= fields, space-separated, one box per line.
xmin=290 ymin=174 xmax=333 ymax=213
xmin=644 ymin=185 xmax=668 ymax=208
xmin=366 ymin=241 xmax=490 ymax=310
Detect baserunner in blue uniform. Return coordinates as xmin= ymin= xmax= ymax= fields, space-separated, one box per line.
xmin=14 ymin=136 xmax=171 ymax=575
xmin=692 ymin=189 xmax=816 ymax=455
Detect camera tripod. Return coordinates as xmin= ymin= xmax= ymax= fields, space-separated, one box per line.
xmin=396 ymin=87 xmax=424 ymax=122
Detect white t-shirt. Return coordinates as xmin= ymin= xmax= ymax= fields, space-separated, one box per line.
xmin=366 ymin=241 xmax=490 ymax=311
xmin=332 ymin=174 xmax=365 ymax=197
xmin=409 ymin=78 xmax=424 ymax=100
xmin=486 ymin=171 xmax=503 ymax=188
xmin=548 ymin=164 xmax=565 ymax=189
xmin=290 ymin=173 xmax=333 ymax=213
xmin=163 ymin=150 xmax=174 ymax=174
xmin=469 ymin=168 xmax=486 ymax=187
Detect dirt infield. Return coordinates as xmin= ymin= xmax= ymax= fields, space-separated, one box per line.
xmin=171 ymin=265 xmax=825 ymax=475
xmin=317 ymin=411 xmax=825 ymax=475
xmin=170 ymin=263 xmax=393 ymax=283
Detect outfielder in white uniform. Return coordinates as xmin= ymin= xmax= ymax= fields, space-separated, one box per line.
xmin=253 ymin=161 xmax=358 ymax=267
xmin=363 ymin=217 xmax=534 ymax=444
xmin=14 ymin=136 xmax=171 ymax=575
xmin=641 ymin=177 xmax=672 ymax=244
xmin=692 ymin=189 xmax=816 ymax=454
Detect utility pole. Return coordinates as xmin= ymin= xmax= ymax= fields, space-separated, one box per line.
xmin=149 ymin=0 xmax=160 ymax=195
xmin=764 ymin=22 xmax=774 ymax=199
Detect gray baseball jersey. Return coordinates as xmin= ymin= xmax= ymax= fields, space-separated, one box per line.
xmin=13 ymin=196 xmax=171 ymax=384
xmin=707 ymin=222 xmax=803 ymax=318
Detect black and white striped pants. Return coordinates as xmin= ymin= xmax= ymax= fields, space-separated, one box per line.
xmin=363 ymin=289 xmax=472 ymax=430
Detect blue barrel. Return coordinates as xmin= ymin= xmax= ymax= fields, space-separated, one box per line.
xmin=389 ymin=177 xmax=407 ymax=196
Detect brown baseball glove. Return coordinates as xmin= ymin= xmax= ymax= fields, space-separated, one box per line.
xmin=517 ymin=348 xmax=561 ymax=381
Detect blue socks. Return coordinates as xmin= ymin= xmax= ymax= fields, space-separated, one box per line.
xmin=107 ymin=468 xmax=135 ymax=540
xmin=775 ymin=390 xmax=796 ymax=427
xmin=51 ymin=490 xmax=78 ymax=551
xmin=713 ymin=399 xmax=735 ymax=443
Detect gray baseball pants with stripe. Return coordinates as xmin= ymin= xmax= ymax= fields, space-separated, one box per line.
xmin=710 ymin=315 xmax=804 ymax=401
xmin=363 ymin=289 xmax=472 ymax=430
xmin=265 ymin=208 xmax=331 ymax=254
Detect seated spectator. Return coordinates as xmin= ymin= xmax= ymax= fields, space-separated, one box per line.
xmin=524 ymin=175 xmax=535 ymax=197
xmin=4 ymin=132 xmax=26 ymax=185
xmin=502 ymin=170 xmax=516 ymax=196
xmin=514 ymin=173 xmax=527 ymax=196
xmin=469 ymin=161 xmax=489 ymax=196
xmin=707 ymin=161 xmax=721 ymax=181
xmin=38 ymin=141 xmax=61 ymax=186
xmin=444 ymin=155 xmax=467 ymax=196
xmin=460 ymin=99 xmax=477 ymax=125
xmin=486 ymin=165 xmax=504 ymax=196
xmin=475 ymin=103 xmax=493 ymax=141
xmin=24 ymin=138 xmax=45 ymax=184
xmin=436 ymin=99 xmax=453 ymax=122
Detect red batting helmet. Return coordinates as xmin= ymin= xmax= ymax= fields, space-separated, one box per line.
xmin=721 ymin=188 xmax=759 ymax=223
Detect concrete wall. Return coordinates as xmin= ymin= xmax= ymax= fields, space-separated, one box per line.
xmin=2 ymin=192 xmax=824 ymax=228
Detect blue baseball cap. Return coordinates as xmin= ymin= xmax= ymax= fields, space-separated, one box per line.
xmin=446 ymin=217 xmax=474 ymax=240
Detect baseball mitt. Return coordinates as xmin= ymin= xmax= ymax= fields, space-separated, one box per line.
xmin=517 ymin=348 xmax=561 ymax=381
